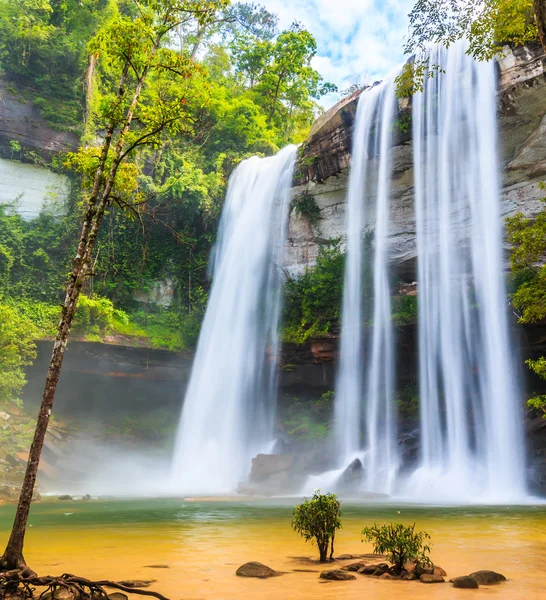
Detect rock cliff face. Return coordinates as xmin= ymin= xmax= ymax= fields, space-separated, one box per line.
xmin=0 ymin=82 xmax=79 ymax=157
xmin=286 ymin=43 xmax=546 ymax=277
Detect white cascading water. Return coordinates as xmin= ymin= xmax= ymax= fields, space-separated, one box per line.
xmin=406 ymin=42 xmax=527 ymax=502
xmin=332 ymin=78 xmax=399 ymax=494
xmin=171 ymin=145 xmax=297 ymax=495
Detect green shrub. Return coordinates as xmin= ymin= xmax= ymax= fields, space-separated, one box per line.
xmin=291 ymin=192 xmax=321 ymax=226
xmin=292 ymin=491 xmax=342 ymax=562
xmin=73 ymin=294 xmax=129 ymax=336
xmin=283 ymin=240 xmax=345 ymax=343
xmin=362 ymin=522 xmax=432 ymax=573
xmin=0 ymin=303 xmax=38 ymax=402
xmin=392 ymin=295 xmax=418 ymax=325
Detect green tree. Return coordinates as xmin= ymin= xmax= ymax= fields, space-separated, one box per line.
xmin=292 ymin=491 xmax=342 ymax=562
xmin=0 ymin=304 xmax=38 ymax=403
xmin=0 ymin=0 xmax=228 ymax=583
xmin=506 ymin=186 xmax=546 ymax=415
xmin=398 ymin=0 xmax=545 ymax=95
xmin=362 ymin=523 xmax=432 ymax=574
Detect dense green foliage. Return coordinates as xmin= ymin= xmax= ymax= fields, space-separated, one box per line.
xmin=280 ymin=391 xmax=333 ymax=440
xmin=0 ymin=304 xmax=38 ymax=402
xmin=362 ymin=522 xmax=432 ymax=573
xmin=398 ymin=0 xmax=541 ymax=95
xmin=0 ymin=1 xmax=336 ymax=360
xmin=283 ymin=241 xmax=345 ymax=342
xmin=292 ymin=491 xmax=342 ymax=562
xmin=507 ymin=185 xmax=546 ymax=415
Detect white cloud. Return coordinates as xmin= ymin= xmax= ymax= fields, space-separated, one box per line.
xmin=258 ymin=0 xmax=414 ymax=107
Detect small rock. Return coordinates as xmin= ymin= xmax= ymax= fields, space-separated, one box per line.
xmin=380 ymin=573 xmax=393 ymax=580
xmin=320 ymin=570 xmax=356 ymax=581
xmin=401 ymin=570 xmax=419 ymax=580
xmin=57 ymin=495 xmax=73 ymax=501
xmin=144 ymin=565 xmax=169 ymax=569
xmin=53 ymin=588 xmax=79 ymax=600
xmin=117 ymin=580 xmax=155 ymax=588
xmin=337 ymin=554 xmax=357 ymax=560
xmin=374 ymin=563 xmax=390 ymax=576
xmin=468 ymin=570 xmax=506 ymax=585
xmin=342 ymin=561 xmax=367 ymax=572
xmin=107 ymin=594 xmax=128 ymax=600
xmin=236 ymin=562 xmax=279 ymax=578
xmin=420 ymin=574 xmax=445 ymax=583
xmin=359 ymin=563 xmax=388 ymax=575
xmin=453 ymin=576 xmax=479 ymax=589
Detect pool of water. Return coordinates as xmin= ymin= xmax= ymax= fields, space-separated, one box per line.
xmin=1 ymin=498 xmax=545 ymax=599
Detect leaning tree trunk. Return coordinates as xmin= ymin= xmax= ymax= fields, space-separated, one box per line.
xmin=0 ymin=41 xmax=155 ymax=569
xmin=0 ymin=226 xmax=101 ymax=571
xmin=534 ymin=0 xmax=546 ymax=53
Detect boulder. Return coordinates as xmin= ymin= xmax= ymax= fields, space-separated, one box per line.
xmin=107 ymin=594 xmax=128 ymax=600
xmin=320 ymin=570 xmax=356 ymax=581
xmin=468 ymin=570 xmax=506 ymax=585
xmin=401 ymin=570 xmax=419 ymax=580
xmin=359 ymin=563 xmax=389 ymax=576
xmin=342 ymin=561 xmax=367 ymax=572
xmin=236 ymin=562 xmax=279 ymax=578
xmin=453 ymin=576 xmax=479 ymax=589
xmin=337 ymin=458 xmax=364 ymax=491
xmin=380 ymin=573 xmax=393 ymax=580
xmin=420 ymin=574 xmax=445 ymax=583
xmin=249 ymin=454 xmax=294 ymax=482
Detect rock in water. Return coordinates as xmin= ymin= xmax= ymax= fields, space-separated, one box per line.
xmin=320 ymin=570 xmax=356 ymax=581
xmin=468 ymin=570 xmax=506 ymax=585
xmin=420 ymin=574 xmax=445 ymax=583
xmin=336 ymin=458 xmax=364 ymax=491
xmin=117 ymin=580 xmax=155 ymax=588
xmin=453 ymin=576 xmax=479 ymax=589
xmin=342 ymin=561 xmax=367 ymax=572
xmin=359 ymin=563 xmax=388 ymax=575
xmin=107 ymin=594 xmax=128 ymax=600
xmin=401 ymin=570 xmax=419 ymax=580
xmin=236 ymin=562 xmax=279 ymax=578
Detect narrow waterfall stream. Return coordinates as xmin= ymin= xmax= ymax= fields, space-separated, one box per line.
xmin=406 ymin=42 xmax=526 ymax=502
xmin=333 ymin=79 xmax=399 ymax=494
xmin=171 ymin=146 xmax=297 ymax=495
xmin=324 ymin=42 xmax=527 ymax=502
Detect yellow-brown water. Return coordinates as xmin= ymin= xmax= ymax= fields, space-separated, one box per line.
xmin=1 ymin=499 xmax=545 ymax=599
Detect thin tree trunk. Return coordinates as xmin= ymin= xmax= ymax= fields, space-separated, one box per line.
xmin=0 ymin=29 xmax=159 ymax=566
xmin=84 ymin=52 xmax=97 ymax=133
xmin=268 ymin=70 xmax=285 ymax=123
xmin=534 ymin=0 xmax=546 ymax=53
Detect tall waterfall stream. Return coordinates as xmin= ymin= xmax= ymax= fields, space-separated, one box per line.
xmin=171 ymin=146 xmax=297 ymax=494
xmin=172 ymin=43 xmax=527 ymax=503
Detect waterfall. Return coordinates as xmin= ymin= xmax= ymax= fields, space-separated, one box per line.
xmin=327 ymin=42 xmax=526 ymax=502
xmin=333 ymin=78 xmax=399 ymax=494
xmin=407 ymin=42 xmax=526 ymax=502
xmin=171 ymin=145 xmax=297 ymax=495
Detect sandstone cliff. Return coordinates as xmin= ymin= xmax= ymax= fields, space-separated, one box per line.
xmin=286 ymin=43 xmax=546 ymax=277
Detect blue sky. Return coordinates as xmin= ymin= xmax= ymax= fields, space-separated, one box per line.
xmin=259 ymin=0 xmax=414 ymax=108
